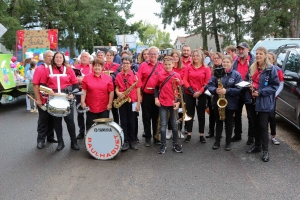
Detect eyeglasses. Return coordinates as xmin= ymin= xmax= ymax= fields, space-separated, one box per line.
xmin=213 ymin=57 xmax=221 ymax=60
xmin=163 ymin=56 xmax=174 ymax=61
xmin=149 ymin=53 xmax=158 ymax=56
xmin=123 ymin=62 xmax=131 ymax=65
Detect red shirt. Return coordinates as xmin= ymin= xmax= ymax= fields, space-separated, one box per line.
xmin=103 ymin=62 xmax=120 ymax=72
xmin=41 ymin=66 xmax=78 ymax=90
xmin=237 ymin=55 xmax=250 ymax=80
xmin=183 ymin=64 xmax=211 ymax=95
xmin=82 ymin=72 xmax=114 ymax=113
xmin=75 ymin=63 xmax=93 ymax=76
xmin=155 ymin=70 xmax=183 ymax=106
xmin=182 ymin=57 xmax=192 ymax=68
xmin=138 ymin=61 xmax=164 ymax=94
xmin=252 ymin=68 xmax=262 ymax=90
xmin=173 ymin=66 xmax=186 ymax=79
xmin=278 ymin=69 xmax=284 ymax=82
xmin=115 ymin=70 xmax=141 ymax=102
xmin=32 ymin=64 xmax=49 ymax=104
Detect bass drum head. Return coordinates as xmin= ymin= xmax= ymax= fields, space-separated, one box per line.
xmin=85 ymin=122 xmax=124 ymax=160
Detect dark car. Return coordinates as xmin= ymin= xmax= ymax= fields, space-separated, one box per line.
xmin=275 ymin=46 xmax=300 ymax=131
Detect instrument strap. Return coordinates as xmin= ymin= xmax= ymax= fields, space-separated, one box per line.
xmin=142 ymin=62 xmax=158 ymax=93
xmin=108 ymin=63 xmax=116 ymax=70
xmin=160 ymin=72 xmax=175 ymax=91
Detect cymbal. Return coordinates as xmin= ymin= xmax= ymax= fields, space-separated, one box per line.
xmin=93 ymin=118 xmax=114 ymax=123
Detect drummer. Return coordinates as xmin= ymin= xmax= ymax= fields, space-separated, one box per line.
xmin=40 ymin=52 xmax=80 ymax=151
xmin=81 ymin=58 xmax=114 ymax=131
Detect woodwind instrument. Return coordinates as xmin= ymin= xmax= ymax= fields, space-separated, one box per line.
xmin=216 ymin=78 xmax=228 ymax=121
xmin=249 ymin=72 xmax=256 ymax=105
xmin=39 ymin=85 xmax=53 ymax=94
xmin=113 ymin=75 xmax=138 ymax=108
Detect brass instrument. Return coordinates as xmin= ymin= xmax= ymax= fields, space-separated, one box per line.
xmin=216 ymin=78 xmax=228 ymax=121
xmin=173 ymin=78 xmax=192 ymax=122
xmin=39 ymin=85 xmax=53 ymax=94
xmin=113 ymin=75 xmax=138 ymax=108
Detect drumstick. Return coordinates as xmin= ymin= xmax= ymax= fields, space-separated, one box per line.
xmin=27 ymin=94 xmax=47 ymax=111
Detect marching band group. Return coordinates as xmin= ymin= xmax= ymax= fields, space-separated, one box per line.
xmin=32 ymin=42 xmax=282 ymax=162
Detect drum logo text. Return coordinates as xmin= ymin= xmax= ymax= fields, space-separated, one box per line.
xmin=87 ymin=135 xmax=120 ymax=159
xmin=94 ymin=128 xmax=112 ymax=132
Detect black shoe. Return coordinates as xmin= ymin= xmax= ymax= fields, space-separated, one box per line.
xmin=76 ymin=133 xmax=84 ymax=139
xmin=206 ymin=131 xmax=214 ymax=138
xmin=231 ymin=135 xmax=241 ymax=142
xmin=246 ymin=145 xmax=261 ymax=153
xmin=225 ymin=143 xmax=231 ymax=151
xmin=56 ymin=141 xmax=65 ymax=151
xmin=142 ymin=132 xmax=146 ymax=138
xmin=184 ymin=135 xmax=191 ymax=143
xmin=262 ymin=151 xmax=269 ymax=162
xmin=173 ymin=144 xmax=182 ymax=153
xmin=37 ymin=142 xmax=44 ymax=149
xmin=158 ymin=143 xmax=167 ymax=154
xmin=71 ymin=140 xmax=80 ymax=150
xmin=145 ymin=139 xmax=151 ymax=147
xmin=154 ymin=138 xmax=161 ymax=145
xmin=212 ymin=142 xmax=220 ymax=150
xmin=246 ymin=137 xmax=254 ymax=145
xmin=200 ymin=136 xmax=206 ymax=143
xmin=129 ymin=141 xmax=138 ymax=150
xmin=47 ymin=138 xmax=58 ymax=143
xmin=121 ymin=142 xmax=130 ymax=151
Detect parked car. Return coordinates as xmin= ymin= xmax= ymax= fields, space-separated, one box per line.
xmin=274 ymin=46 xmax=300 ymax=131
xmin=251 ymin=38 xmax=300 ymax=55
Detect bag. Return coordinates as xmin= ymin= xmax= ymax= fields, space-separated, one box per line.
xmin=27 ymin=80 xmax=34 ymax=93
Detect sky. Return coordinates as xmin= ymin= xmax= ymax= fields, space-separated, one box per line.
xmin=127 ymin=0 xmax=187 ymax=43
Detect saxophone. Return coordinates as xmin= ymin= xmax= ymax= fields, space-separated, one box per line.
xmin=216 ymin=78 xmax=228 ymax=121
xmin=113 ymin=75 xmax=138 ymax=108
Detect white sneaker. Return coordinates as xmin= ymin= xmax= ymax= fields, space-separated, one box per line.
xmin=271 ymin=137 xmax=280 ymax=145
xmin=178 ymin=131 xmax=185 ymax=139
xmin=30 ymin=109 xmax=34 ymax=113
xmin=166 ymin=130 xmax=172 ymax=140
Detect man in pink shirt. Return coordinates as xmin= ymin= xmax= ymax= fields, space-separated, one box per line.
xmin=138 ymin=46 xmax=164 ymax=146
xmin=181 ymin=45 xmax=192 ymax=68
xmin=75 ymin=52 xmax=93 ymax=139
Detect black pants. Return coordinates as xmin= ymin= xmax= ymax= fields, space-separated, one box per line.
xmin=86 ymin=110 xmax=109 ymax=132
xmin=268 ymin=101 xmax=277 ymax=136
xmin=214 ymin=107 xmax=235 ymax=144
xmin=119 ymin=102 xmax=135 ymax=142
xmin=207 ymin=96 xmax=216 ymax=133
xmin=254 ymin=112 xmax=270 ymax=151
xmin=37 ymin=106 xmax=55 ymax=143
xmin=134 ymin=112 xmax=139 ymax=140
xmin=76 ymin=95 xmax=85 ymax=134
xmin=185 ymin=92 xmax=206 ymax=133
xmin=111 ymin=92 xmax=120 ymax=124
xmin=141 ymin=93 xmax=159 ymax=140
xmin=52 ymin=109 xmax=76 ymax=141
xmin=234 ymin=97 xmax=255 ymax=138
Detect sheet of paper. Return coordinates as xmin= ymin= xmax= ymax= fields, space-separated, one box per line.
xmin=204 ymin=89 xmax=212 ymax=96
xmin=132 ymin=102 xmax=137 ymax=112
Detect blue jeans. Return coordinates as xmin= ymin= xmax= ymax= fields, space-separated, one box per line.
xmin=159 ymin=105 xmax=178 ymax=145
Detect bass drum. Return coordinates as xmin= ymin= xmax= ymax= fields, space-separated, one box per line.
xmin=85 ymin=121 xmax=124 ymax=160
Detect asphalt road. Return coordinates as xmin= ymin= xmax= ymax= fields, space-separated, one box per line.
xmin=0 ymin=97 xmax=300 ymax=200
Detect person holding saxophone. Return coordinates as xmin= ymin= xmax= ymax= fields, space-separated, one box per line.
xmin=115 ymin=56 xmax=141 ymax=151
xmin=207 ymin=55 xmax=242 ymax=151
xmin=154 ymin=56 xmax=183 ymax=154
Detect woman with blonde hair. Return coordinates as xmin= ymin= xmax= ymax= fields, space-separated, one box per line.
xmin=246 ymin=46 xmax=279 ymax=162
xmin=183 ymin=49 xmax=211 ymax=143
xmin=137 ymin=49 xmax=149 ymax=64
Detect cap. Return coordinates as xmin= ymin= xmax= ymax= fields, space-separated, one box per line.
xmin=237 ymin=42 xmax=250 ymax=49
xmin=110 ymin=47 xmax=117 ymax=52
xmin=25 ymin=52 xmax=33 ymax=59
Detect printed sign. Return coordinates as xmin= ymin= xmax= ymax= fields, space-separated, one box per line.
xmin=0 ymin=54 xmax=16 ymax=89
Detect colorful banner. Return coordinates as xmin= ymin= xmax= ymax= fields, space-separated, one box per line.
xmin=24 ymin=48 xmax=48 ymax=62
xmin=0 ymin=54 xmax=16 ymax=89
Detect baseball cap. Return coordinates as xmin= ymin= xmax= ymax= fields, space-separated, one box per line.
xmin=237 ymin=42 xmax=250 ymax=49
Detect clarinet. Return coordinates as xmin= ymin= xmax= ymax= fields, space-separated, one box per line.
xmin=249 ymin=73 xmax=256 ymax=105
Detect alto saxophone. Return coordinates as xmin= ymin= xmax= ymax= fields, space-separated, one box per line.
xmin=113 ymin=75 xmax=138 ymax=108
xmin=216 ymin=78 xmax=228 ymax=121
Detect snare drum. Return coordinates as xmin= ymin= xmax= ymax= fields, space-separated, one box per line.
xmin=47 ymin=94 xmax=71 ymax=117
xmin=85 ymin=119 xmax=124 ymax=160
